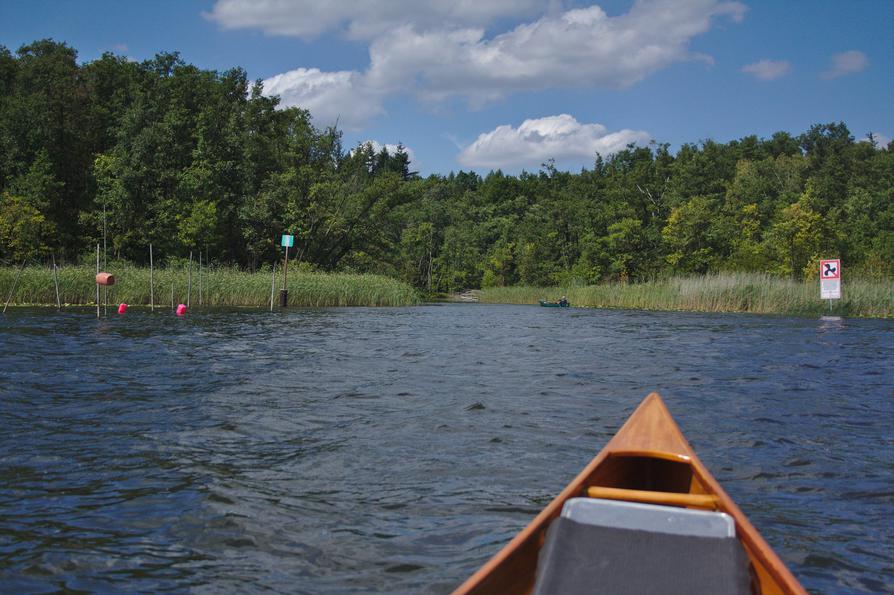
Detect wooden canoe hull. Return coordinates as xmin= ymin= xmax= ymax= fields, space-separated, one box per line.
xmin=453 ymin=393 xmax=806 ymax=595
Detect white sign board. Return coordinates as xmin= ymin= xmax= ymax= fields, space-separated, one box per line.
xmin=281 ymin=234 xmax=294 ymax=248
xmin=820 ymin=259 xmax=841 ymax=299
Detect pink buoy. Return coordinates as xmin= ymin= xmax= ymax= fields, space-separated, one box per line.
xmin=176 ymin=304 xmax=187 ymax=316
xmin=117 ymin=303 xmax=128 ymax=314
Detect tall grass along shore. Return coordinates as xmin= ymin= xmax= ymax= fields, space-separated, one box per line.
xmin=0 ymin=265 xmax=420 ymax=308
xmin=480 ymin=273 xmax=894 ymax=318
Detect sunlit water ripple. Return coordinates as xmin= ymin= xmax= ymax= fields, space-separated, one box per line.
xmin=1 ymin=304 xmax=892 ymax=593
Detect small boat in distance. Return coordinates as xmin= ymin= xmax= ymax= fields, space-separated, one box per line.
xmin=539 ymin=297 xmax=569 ymax=308
xmin=453 ymin=393 xmax=806 ymax=594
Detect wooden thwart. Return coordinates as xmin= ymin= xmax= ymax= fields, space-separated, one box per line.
xmin=586 ymin=486 xmax=718 ymax=509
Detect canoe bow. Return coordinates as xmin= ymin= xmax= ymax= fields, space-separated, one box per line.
xmin=454 ymin=393 xmax=806 ymax=595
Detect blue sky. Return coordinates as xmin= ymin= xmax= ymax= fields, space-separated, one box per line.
xmin=2 ymin=0 xmax=891 ymax=176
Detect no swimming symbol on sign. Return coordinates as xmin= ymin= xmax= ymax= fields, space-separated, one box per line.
xmin=821 ymin=259 xmax=840 ymax=279
xmin=820 ymin=259 xmax=841 ymax=299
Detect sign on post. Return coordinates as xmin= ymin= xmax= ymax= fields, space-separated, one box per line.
xmin=820 ymin=259 xmax=841 ymax=300
xmin=279 ymin=234 xmax=295 ymax=307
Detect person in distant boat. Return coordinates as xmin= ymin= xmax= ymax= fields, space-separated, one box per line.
xmin=559 ymin=296 xmax=568 ymax=306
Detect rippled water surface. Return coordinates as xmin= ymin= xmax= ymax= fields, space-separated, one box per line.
xmin=1 ymin=304 xmax=892 ymax=593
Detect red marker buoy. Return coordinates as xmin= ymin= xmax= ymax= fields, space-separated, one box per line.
xmin=118 ymin=303 xmax=128 ymax=314
xmin=176 ymin=304 xmax=187 ymax=316
xmin=96 ymin=272 xmax=115 ymax=286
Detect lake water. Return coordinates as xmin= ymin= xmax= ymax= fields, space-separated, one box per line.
xmin=1 ymin=304 xmax=892 ymax=593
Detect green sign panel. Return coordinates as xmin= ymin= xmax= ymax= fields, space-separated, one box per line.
xmin=281 ymin=234 xmax=294 ymax=248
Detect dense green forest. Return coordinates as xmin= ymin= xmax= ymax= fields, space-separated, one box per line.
xmin=1 ymin=40 xmax=892 ymax=292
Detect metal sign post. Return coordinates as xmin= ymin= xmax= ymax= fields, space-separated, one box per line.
xmin=280 ymin=234 xmax=294 ymax=307
xmin=819 ymin=259 xmax=841 ymax=313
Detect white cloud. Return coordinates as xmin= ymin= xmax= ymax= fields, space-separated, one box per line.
xmin=368 ymin=0 xmax=747 ymax=104
xmin=821 ymin=50 xmax=868 ymax=79
xmin=206 ymin=0 xmax=542 ymax=40
xmin=262 ymin=68 xmax=384 ymax=130
xmin=253 ymin=0 xmax=746 ymax=128
xmin=741 ymin=59 xmax=791 ymax=81
xmin=457 ymin=114 xmax=651 ymax=170
xmin=859 ymin=132 xmax=891 ymax=149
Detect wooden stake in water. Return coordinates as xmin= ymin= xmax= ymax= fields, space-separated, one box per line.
xmin=103 ymin=204 xmax=107 ymax=316
xmin=187 ymin=250 xmax=193 ymax=308
xmin=270 ymin=261 xmax=276 ymax=311
xmin=52 ymin=254 xmax=61 ymax=310
xmin=96 ymin=244 xmax=100 ymax=319
xmin=149 ymin=244 xmax=154 ymax=311
xmin=198 ymin=250 xmax=203 ymax=306
xmin=2 ymin=259 xmax=26 ymax=314
xmin=171 ymin=280 xmax=174 ymax=311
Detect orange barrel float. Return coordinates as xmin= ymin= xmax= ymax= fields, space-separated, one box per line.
xmin=96 ymin=272 xmax=115 ymax=286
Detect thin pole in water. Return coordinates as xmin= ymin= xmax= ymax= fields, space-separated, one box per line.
xmin=171 ymin=280 xmax=174 ymax=311
xmin=2 ymin=259 xmax=26 ymax=313
xmin=280 ymin=240 xmax=290 ymax=307
xmin=149 ymin=244 xmax=154 ymax=311
xmin=198 ymin=250 xmax=203 ymax=306
xmin=52 ymin=254 xmax=61 ymax=310
xmin=187 ymin=250 xmax=193 ymax=308
xmin=96 ymin=244 xmax=100 ymax=319
xmin=103 ymin=204 xmax=107 ymax=316
xmin=270 ymin=261 xmax=276 ymax=311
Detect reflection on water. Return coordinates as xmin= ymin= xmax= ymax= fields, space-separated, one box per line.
xmin=1 ymin=305 xmax=892 ymax=593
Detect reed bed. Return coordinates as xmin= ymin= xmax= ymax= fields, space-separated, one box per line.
xmin=480 ymin=273 xmax=894 ymax=318
xmin=0 ymin=265 xmax=420 ymax=308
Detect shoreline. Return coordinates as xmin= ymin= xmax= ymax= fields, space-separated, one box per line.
xmin=4 ymin=268 xmax=893 ymax=318
xmin=0 ymin=265 xmax=420 ymax=308
xmin=477 ymin=273 xmax=894 ymax=319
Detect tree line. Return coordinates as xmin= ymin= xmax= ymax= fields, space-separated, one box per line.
xmin=1 ymin=40 xmax=892 ymax=291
